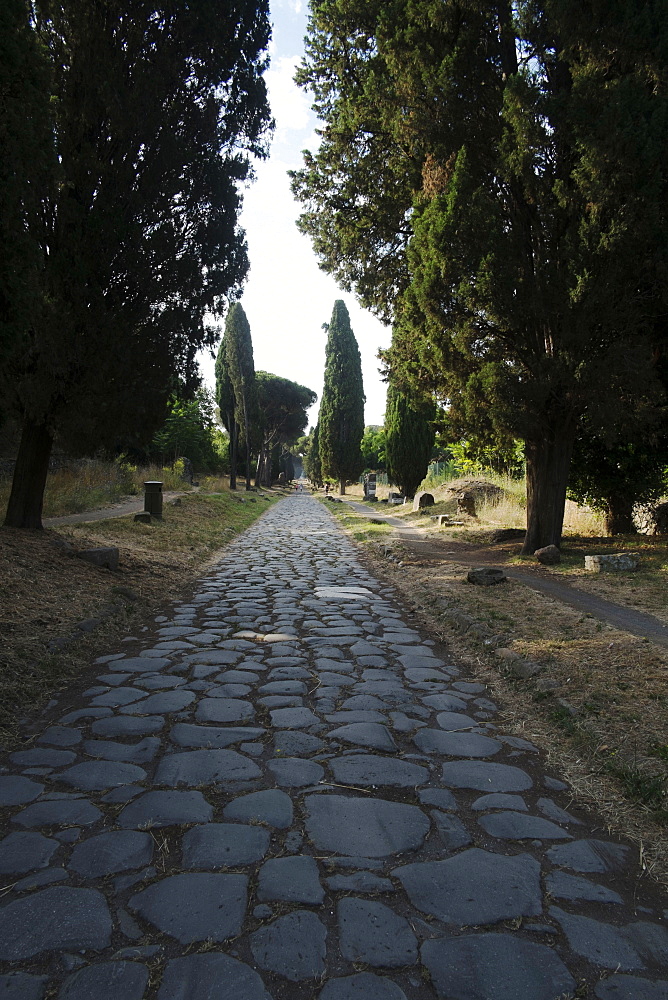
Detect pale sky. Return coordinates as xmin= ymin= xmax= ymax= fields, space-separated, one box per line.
xmin=198 ymin=0 xmax=391 ymax=429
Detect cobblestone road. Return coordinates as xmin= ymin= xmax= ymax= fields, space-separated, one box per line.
xmin=1 ymin=496 xmax=667 ymax=999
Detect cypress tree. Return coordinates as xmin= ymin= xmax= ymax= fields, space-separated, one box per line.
xmin=225 ymin=303 xmax=258 ymax=491
xmin=304 ymin=422 xmax=322 ymax=487
xmin=385 ymin=382 xmax=435 ymax=498
xmin=215 ymin=331 xmax=238 ymax=490
xmin=318 ymin=301 xmax=365 ymax=495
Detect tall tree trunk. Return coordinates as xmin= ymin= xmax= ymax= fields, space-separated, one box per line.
xmin=339 ymin=479 xmax=346 ymax=495
xmin=229 ymin=419 xmax=238 ymax=490
xmin=4 ymin=417 xmax=54 ymax=529
xmin=605 ymin=497 xmax=636 ymax=535
xmin=522 ymin=426 xmax=576 ymax=554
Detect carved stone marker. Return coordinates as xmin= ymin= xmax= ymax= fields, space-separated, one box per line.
xmin=144 ymin=481 xmax=163 ymax=520
xmin=413 ymin=492 xmax=434 ymax=511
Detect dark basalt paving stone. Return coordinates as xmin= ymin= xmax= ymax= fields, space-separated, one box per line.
xmin=129 ymin=873 xmax=247 ymax=944
xmin=326 ymin=723 xmax=396 ymax=751
xmin=421 ymin=693 xmax=469 ymax=712
xmin=0 ymin=973 xmax=48 ymax=999
xmin=58 ymin=961 xmax=148 ymax=999
xmin=250 ymin=910 xmax=327 ymax=982
xmin=418 ymin=788 xmax=458 ymax=811
xmin=134 ymin=674 xmax=187 ymax=689
xmin=257 ymin=856 xmax=324 ymax=904
xmin=122 ymin=690 xmax=195 ymax=714
xmin=414 ymin=729 xmax=502 ymax=758
xmin=441 ymin=760 xmax=532 ymax=792
xmin=0 ymin=886 xmax=112 ymax=960
xmin=216 ymin=669 xmax=262 ymax=682
xmin=14 ymin=867 xmax=68 ymax=891
xmin=13 ymin=799 xmax=102 ymax=829
xmin=432 ymin=811 xmax=472 ymax=850
xmin=546 ymin=839 xmax=630 ymax=873
xmin=223 ymin=789 xmax=293 ymax=828
xmin=545 ymin=871 xmax=623 ymax=904
xmin=118 ymin=791 xmax=213 ymax=829
xmin=326 ymin=856 xmax=385 ymax=870
xmin=83 ymin=737 xmax=160 ymax=764
xmin=91 ymin=715 xmax=164 ymax=737
xmin=60 ymin=708 xmax=112 ymax=723
xmin=329 ymin=754 xmax=428 ymax=787
xmin=112 ymin=656 xmax=171 ymax=672
xmin=549 ymin=907 xmax=644 ymax=970
xmin=206 ymin=683 xmax=252 ymax=698
xmin=0 ymin=831 xmax=59 ymax=875
xmin=537 ymin=796 xmax=583 ymax=825
xmin=452 ymin=681 xmax=485 ymax=693
xmin=478 ymin=811 xmax=572 ymax=840
xmin=270 ymin=706 xmax=320 ymax=728
xmin=341 ymin=695 xmax=386 ymax=710
xmin=38 ymin=726 xmax=82 ymax=747
xmin=471 ymin=793 xmax=528 ymax=811
xmin=337 ymin=898 xmax=417 ymax=967
xmin=393 ymin=849 xmax=541 ymax=925
xmin=68 ymin=830 xmax=153 ymax=878
xmin=195 ymin=698 xmax=254 ymax=723
xmin=595 ymin=975 xmax=668 ymax=999
xmin=57 ymin=761 xmax=146 ymax=790
xmin=319 ymin=973 xmax=408 ymax=1000
xmin=157 ymin=953 xmax=272 ymax=1000
xmin=404 ymin=667 xmax=453 ymax=683
xmin=0 ymin=776 xmax=44 ymax=806
xmin=267 ymin=758 xmax=325 ymax=787
xmin=10 ymin=749 xmax=77 ymax=768
xmin=436 ymin=711 xmax=482 ymax=731
xmin=155 ymin=749 xmax=261 ymax=786
xmin=170 ymin=723 xmax=265 ymax=748
xmin=326 ymin=872 xmax=394 ymax=893
xmin=305 ymin=795 xmax=429 ymax=857
xmin=89 ymin=687 xmax=148 ymax=707
xmin=326 ymin=711 xmax=386 ymax=724
xmin=260 ymin=680 xmax=307 ymax=695
xmin=421 ymin=932 xmax=576 ymax=1000
xmin=182 ymin=823 xmax=270 ymax=869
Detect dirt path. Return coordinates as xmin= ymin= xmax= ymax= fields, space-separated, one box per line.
xmin=345 ymin=501 xmax=668 ymax=649
xmin=42 ymin=490 xmax=193 ymax=527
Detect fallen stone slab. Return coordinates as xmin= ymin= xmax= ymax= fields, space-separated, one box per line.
xmin=421 ymin=932 xmax=575 ymax=1000
xmin=76 ymin=547 xmax=119 ymax=571
xmin=58 ymin=960 xmax=148 ymax=1000
xmin=157 ymin=952 xmax=272 ymax=1000
xmin=304 ymin=795 xmax=429 ymax=857
xmin=585 ymin=553 xmax=641 ymax=572
xmin=250 ymin=910 xmax=327 ymax=982
xmin=0 ymin=886 xmax=112 ymax=960
xmin=129 ymin=873 xmax=247 ymax=944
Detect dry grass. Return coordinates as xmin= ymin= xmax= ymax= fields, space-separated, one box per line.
xmin=326 ymin=498 xmax=668 ymax=885
xmin=0 ymin=489 xmax=284 ymax=744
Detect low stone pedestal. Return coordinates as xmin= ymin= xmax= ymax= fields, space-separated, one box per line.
xmin=584 ymin=553 xmax=640 ymax=572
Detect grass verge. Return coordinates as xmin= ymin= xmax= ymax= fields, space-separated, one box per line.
xmin=324 ymin=495 xmax=668 ymax=885
xmin=0 ymin=489 xmax=284 ymax=745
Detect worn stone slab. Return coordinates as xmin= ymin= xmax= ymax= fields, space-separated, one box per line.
xmin=594 ymin=975 xmax=668 ymax=999
xmin=91 ymin=716 xmax=164 ymax=737
xmin=414 ymin=729 xmax=502 ymax=758
xmin=418 ymin=788 xmax=458 ymax=811
xmin=421 ymin=933 xmax=576 ymax=1000
xmin=327 ymin=723 xmax=396 ymax=751
xmin=329 ymin=754 xmax=428 ymax=787
xmin=37 ymin=726 xmax=82 ymax=747
xmin=478 ymin=811 xmax=572 ymax=840
xmin=432 ymin=811 xmax=472 ymax=850
xmin=170 ymin=723 xmax=264 ymax=748
xmin=250 ymin=910 xmax=327 ymax=982
xmin=441 ymin=760 xmax=532 ymax=792
xmin=223 ymin=789 xmax=293 ymax=828
xmin=550 ymin=907 xmax=644 ymax=970
xmin=206 ymin=683 xmax=253 ymax=698
xmin=337 ymin=898 xmax=417 ymax=967
xmin=0 ymin=832 xmax=59 ymax=875
xmin=112 ymin=656 xmax=171 ymax=672
xmin=421 ymin=693 xmax=469 ymax=711
xmin=394 ymin=849 xmax=542 ymax=925
xmin=270 ymin=706 xmax=319 ymax=728
xmin=157 ymin=953 xmax=272 ymax=1000
xmin=0 ymin=886 xmax=112 ymax=960
xmin=319 ymin=973 xmax=407 ymax=1000
xmin=471 ymin=793 xmax=528 ymax=811
xmin=90 ymin=687 xmax=148 ymax=707
xmin=83 ymin=737 xmax=160 ymax=764
xmin=273 ymin=731 xmax=324 ymax=755
xmin=341 ymin=695 xmax=387 ymax=710
xmin=58 ymin=961 xmax=148 ymax=999
xmin=118 ymin=790 xmax=213 ymax=829
xmin=122 ymin=690 xmax=195 ymax=714
xmin=134 ymin=674 xmax=187 ymax=689
xmin=68 ymin=831 xmax=153 ymax=878
xmin=13 ymin=799 xmax=102 ymax=829
xmin=182 ymin=823 xmax=270 ymax=869
xmin=10 ymin=749 xmax=77 ymax=768
xmin=196 ymin=698 xmax=255 ymax=723
xmin=326 ymin=872 xmax=394 ymax=893
xmin=0 ymin=776 xmax=44 ymax=806
xmin=545 ymin=871 xmax=623 ymax=904
xmin=305 ymin=795 xmax=429 ymax=857
xmin=257 ymin=856 xmax=324 ymax=904
xmin=0 ymin=973 xmax=48 ymax=999
xmin=58 ymin=761 xmax=146 ymax=790
xmin=129 ymin=873 xmax=247 ymax=943
xmin=267 ymin=758 xmax=325 ymax=787
xmin=546 ymin=839 xmax=630 ymax=872
xmin=155 ymin=749 xmax=261 ymax=786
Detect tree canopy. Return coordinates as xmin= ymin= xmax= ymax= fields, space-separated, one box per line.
xmin=318 ymin=300 xmax=365 ymax=494
xmin=224 ymin=303 xmax=258 ymax=490
xmin=385 ymin=382 xmax=435 ymax=497
xmin=255 ymin=372 xmax=317 ymax=485
xmin=292 ymin=0 xmax=668 ymax=549
xmin=3 ymin=0 xmax=272 ymax=527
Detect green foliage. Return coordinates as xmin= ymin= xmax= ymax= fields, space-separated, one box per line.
xmin=223 ymin=302 xmax=258 ymax=489
xmin=303 ymin=422 xmax=322 ymax=485
xmin=255 ymin=372 xmax=316 ymax=484
xmin=151 ymin=391 xmax=222 ymax=472
xmin=361 ymin=426 xmax=387 ymax=471
xmin=318 ymin=300 xmax=365 ymax=490
xmin=384 ymin=383 xmax=435 ymax=497
xmin=293 ymin=1 xmax=668 ymax=550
